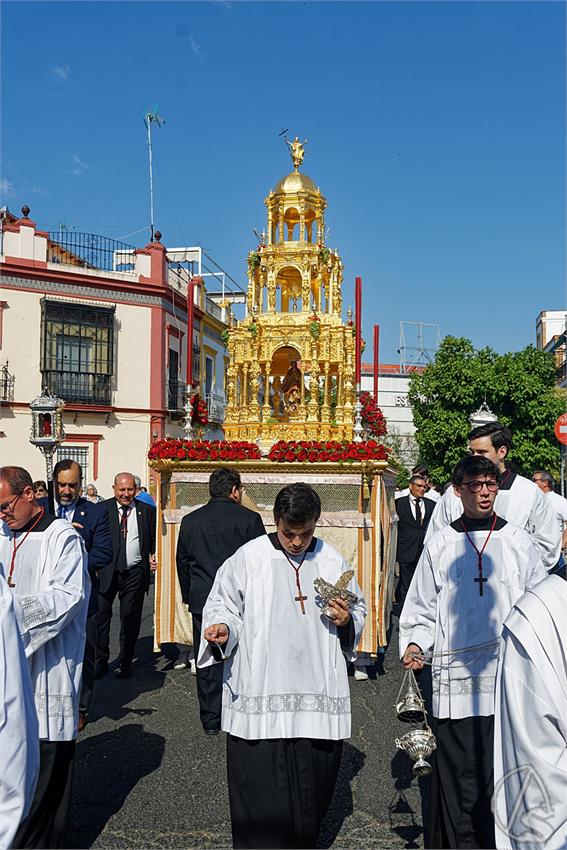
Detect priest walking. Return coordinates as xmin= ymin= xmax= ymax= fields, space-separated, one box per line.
xmin=0 ymin=466 xmax=89 ymax=848
xmin=400 ymin=455 xmax=547 ymax=849
xmin=199 ymin=483 xmax=366 ymax=849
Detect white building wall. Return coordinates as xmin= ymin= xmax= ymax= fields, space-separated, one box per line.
xmin=113 ymin=303 xmax=151 ymax=408
xmin=536 ymin=310 xmax=567 ymax=349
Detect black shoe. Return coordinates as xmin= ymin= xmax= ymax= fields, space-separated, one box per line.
xmin=204 ymin=728 xmax=220 ymax=736
xmin=115 ymin=666 xmax=131 ymax=679
xmin=95 ymin=663 xmax=109 ymax=680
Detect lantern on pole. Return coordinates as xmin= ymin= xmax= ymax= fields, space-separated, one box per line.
xmin=29 ymin=389 xmax=65 ymax=514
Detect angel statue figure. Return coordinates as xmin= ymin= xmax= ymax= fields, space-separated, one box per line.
xmin=286 ymin=135 xmax=307 ymax=170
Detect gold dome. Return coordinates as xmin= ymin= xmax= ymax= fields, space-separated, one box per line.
xmin=273 ymin=171 xmax=319 ymax=194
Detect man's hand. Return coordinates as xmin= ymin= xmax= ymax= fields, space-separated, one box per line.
xmin=72 ymin=522 xmax=84 ymax=530
xmin=326 ymin=597 xmax=351 ymax=627
xmin=402 ymin=643 xmax=425 ymax=671
xmin=204 ymin=623 xmax=229 ymax=644
xmin=149 ymin=554 xmax=157 ymax=573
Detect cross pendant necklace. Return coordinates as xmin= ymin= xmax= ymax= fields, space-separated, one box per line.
xmin=460 ymin=513 xmax=497 ymax=597
xmin=8 ymin=507 xmax=45 ymax=588
xmin=282 ymin=548 xmax=308 ymax=614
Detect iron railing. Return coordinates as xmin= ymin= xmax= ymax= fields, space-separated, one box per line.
xmin=168 ymin=380 xmax=186 ymax=411
xmin=47 ymin=232 xmax=136 ymax=273
xmin=206 ymin=392 xmax=225 ymax=423
xmin=0 ymin=362 xmax=14 ymax=403
xmin=41 ymin=370 xmax=112 ymax=405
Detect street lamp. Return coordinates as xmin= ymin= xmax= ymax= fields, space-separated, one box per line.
xmin=29 ymin=389 xmax=65 ymax=513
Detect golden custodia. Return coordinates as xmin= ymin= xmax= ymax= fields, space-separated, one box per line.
xmin=223 ymin=138 xmax=356 ymax=446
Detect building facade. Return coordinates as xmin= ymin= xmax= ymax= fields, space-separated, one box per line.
xmin=0 ymin=207 xmax=228 ymax=496
xmin=536 ymin=309 xmax=566 ymax=390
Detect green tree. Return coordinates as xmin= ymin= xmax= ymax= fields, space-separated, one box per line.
xmin=408 ymin=337 xmax=565 ymax=484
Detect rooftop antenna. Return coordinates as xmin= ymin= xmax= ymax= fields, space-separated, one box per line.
xmin=143 ymin=107 xmax=165 ymax=242
xmin=399 ymin=321 xmax=441 ymax=373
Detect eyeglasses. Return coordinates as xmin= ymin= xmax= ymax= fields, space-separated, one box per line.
xmin=0 ymin=493 xmax=21 ymax=514
xmin=531 ymin=477 xmax=544 ymax=483
xmin=460 ymin=480 xmax=499 ymax=494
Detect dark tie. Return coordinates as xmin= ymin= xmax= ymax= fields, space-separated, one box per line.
xmin=415 ymin=498 xmax=422 ymax=526
xmin=117 ymin=506 xmax=130 ymax=571
xmin=120 ymin=505 xmax=129 ymax=538
xmin=58 ymin=505 xmax=66 ymax=520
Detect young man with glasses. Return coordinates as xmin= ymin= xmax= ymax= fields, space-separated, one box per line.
xmin=425 ymin=422 xmax=560 ymax=571
xmin=399 ymin=455 xmax=547 ymax=849
xmin=0 ymin=466 xmax=89 ymax=848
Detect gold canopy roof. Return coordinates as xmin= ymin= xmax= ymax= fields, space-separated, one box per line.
xmin=272 ymin=171 xmax=319 ymax=195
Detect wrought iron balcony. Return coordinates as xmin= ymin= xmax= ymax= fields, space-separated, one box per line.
xmin=41 ymin=370 xmax=112 ymax=406
xmin=168 ymin=379 xmax=186 ymax=412
xmin=47 ymin=232 xmax=136 ymax=272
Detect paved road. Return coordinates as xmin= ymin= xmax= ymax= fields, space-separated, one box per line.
xmin=67 ymin=591 xmax=427 ymax=849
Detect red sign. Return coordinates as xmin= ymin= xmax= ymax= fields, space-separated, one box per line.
xmin=554 ymin=413 xmax=567 ymax=445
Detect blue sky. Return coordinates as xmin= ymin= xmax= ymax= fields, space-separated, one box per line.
xmin=2 ymin=1 xmax=565 ymax=364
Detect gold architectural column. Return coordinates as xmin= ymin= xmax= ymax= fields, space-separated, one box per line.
xmin=299 ymin=202 xmax=305 ymax=242
xmin=262 ymin=364 xmax=271 ymax=421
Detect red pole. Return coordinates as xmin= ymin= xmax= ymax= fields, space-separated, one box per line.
xmin=373 ymin=324 xmax=380 ymax=401
xmin=355 ymin=276 xmax=362 ymax=387
xmin=186 ymin=276 xmax=202 ymax=391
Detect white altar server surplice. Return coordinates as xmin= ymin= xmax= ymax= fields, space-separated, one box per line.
xmin=0 ymin=518 xmax=89 ymax=740
xmin=198 ymin=534 xmax=366 ymax=740
xmin=425 ymin=472 xmax=560 ymax=570
xmin=0 ymin=577 xmax=39 ymax=850
xmin=494 ymin=575 xmax=567 ymax=850
xmin=400 ymin=520 xmax=547 ymax=719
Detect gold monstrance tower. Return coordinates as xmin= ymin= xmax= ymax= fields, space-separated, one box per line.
xmin=223 ymin=138 xmax=356 ymax=444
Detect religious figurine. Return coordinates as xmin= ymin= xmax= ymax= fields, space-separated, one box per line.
xmin=281 ymin=361 xmax=303 ymax=414
xmin=286 ymin=136 xmax=307 ymax=170
xmin=271 ymin=376 xmax=283 ymax=417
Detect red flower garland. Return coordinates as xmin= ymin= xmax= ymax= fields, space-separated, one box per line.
xmin=267 ymin=439 xmax=389 ymax=463
xmin=148 ymin=439 xmax=262 ymax=462
xmin=148 ymin=439 xmax=389 ymax=464
xmin=190 ymin=394 xmax=208 ymax=427
xmin=359 ymin=392 xmax=387 ymax=437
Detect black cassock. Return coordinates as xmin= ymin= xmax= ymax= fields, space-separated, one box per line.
xmin=227 ymin=735 xmax=342 ymax=849
xmin=429 ymin=715 xmax=495 ymax=850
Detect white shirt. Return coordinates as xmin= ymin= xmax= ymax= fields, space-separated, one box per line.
xmin=115 ymin=501 xmax=142 ymax=567
xmin=198 ymin=535 xmax=367 ymax=740
xmin=0 ymin=578 xmax=39 ymax=850
xmin=399 ymin=519 xmax=546 ymax=719
xmin=494 ymin=576 xmax=567 ymax=850
xmin=57 ymin=500 xmax=77 ymax=523
xmin=425 ymin=472 xmax=561 ymax=569
xmin=407 ymin=494 xmax=435 ymax=523
xmin=0 ymin=517 xmax=90 ymax=740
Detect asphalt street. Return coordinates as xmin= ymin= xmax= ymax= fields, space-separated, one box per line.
xmin=67 ymin=590 xmax=427 ymax=849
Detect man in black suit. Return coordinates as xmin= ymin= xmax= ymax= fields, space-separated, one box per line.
xmin=176 ymin=467 xmax=266 ymax=734
xmin=52 ymin=459 xmax=113 ymax=729
xmin=395 ymin=474 xmax=435 ymax=606
xmin=97 ymin=472 xmax=156 ymax=679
